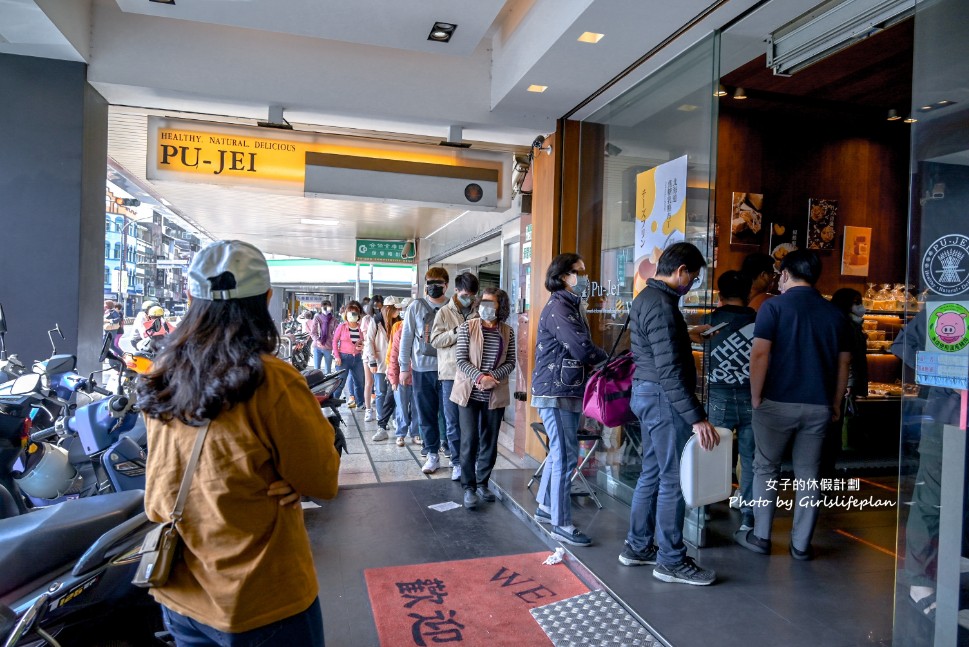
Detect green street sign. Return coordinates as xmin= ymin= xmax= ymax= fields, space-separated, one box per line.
xmin=355 ymin=239 xmax=413 ymax=264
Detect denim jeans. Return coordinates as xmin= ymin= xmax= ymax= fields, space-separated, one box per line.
xmin=337 ymin=353 xmax=364 ymax=405
xmin=374 ymin=373 xmax=395 ymax=429
xmin=313 ymin=347 xmax=333 ymax=373
xmin=708 ymin=389 xmax=754 ymax=514
xmin=458 ymin=400 xmax=504 ymax=491
xmin=162 ymin=598 xmax=324 ymax=647
xmin=413 ymin=370 xmax=443 ymax=453
xmin=440 ymin=380 xmax=462 ymax=460
xmin=535 ymin=407 xmax=580 ymax=528
xmin=393 ymin=383 xmax=414 ymax=438
xmin=626 ymin=380 xmax=692 ymax=567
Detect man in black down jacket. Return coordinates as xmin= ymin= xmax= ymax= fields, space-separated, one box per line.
xmin=619 ymin=242 xmax=720 ymax=586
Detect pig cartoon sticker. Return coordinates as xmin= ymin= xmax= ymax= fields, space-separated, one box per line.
xmin=928 ymin=303 xmax=969 ymax=353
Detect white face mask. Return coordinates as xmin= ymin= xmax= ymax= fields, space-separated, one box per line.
xmin=347 ymin=313 xmax=359 ymax=323
xmin=478 ymin=304 xmax=497 ymax=322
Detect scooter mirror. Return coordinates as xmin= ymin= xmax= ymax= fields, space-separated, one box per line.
xmin=10 ymin=374 xmax=41 ymax=396
xmin=0 ymin=303 xmax=7 ymax=334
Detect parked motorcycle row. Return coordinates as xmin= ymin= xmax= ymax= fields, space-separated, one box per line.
xmin=279 ymin=317 xmax=311 ymax=371
xmin=0 ymin=303 xmax=349 ymax=646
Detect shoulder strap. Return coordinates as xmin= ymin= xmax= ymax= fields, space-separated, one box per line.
xmin=606 ymin=317 xmax=631 ymax=361
xmin=170 ymin=421 xmax=210 ymax=523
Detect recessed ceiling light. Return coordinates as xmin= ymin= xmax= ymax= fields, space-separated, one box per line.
xmin=300 ymin=218 xmax=339 ymax=226
xmin=149 ymin=0 xmax=175 ymax=4
xmin=677 ymin=104 xmax=698 ymax=112
xmin=937 ymin=99 xmax=956 ymax=106
xmin=920 ymin=105 xmax=933 ymax=111
xmin=527 ymin=85 xmax=548 ymax=93
xmin=578 ymin=32 xmax=604 ymax=44
xmin=428 ymin=22 xmax=457 ymax=42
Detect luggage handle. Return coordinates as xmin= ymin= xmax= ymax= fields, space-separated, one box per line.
xmin=606 ymin=317 xmax=631 ymax=362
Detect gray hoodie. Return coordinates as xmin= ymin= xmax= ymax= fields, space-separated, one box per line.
xmin=398 ymin=297 xmax=446 ymax=373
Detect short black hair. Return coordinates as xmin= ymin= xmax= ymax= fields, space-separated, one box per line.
xmin=740 ymin=253 xmax=775 ymax=280
xmin=656 ymin=242 xmax=706 ymax=276
xmin=455 ymin=272 xmax=480 ymax=294
xmin=831 ymin=288 xmax=862 ymax=315
xmin=780 ymin=249 xmax=822 ymax=285
xmin=321 ymin=300 xmax=332 ymax=308
xmin=545 ymin=253 xmax=582 ymax=292
xmin=717 ymin=270 xmax=752 ymax=301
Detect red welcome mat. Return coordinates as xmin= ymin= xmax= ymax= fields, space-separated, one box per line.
xmin=364 ymin=551 xmax=590 ymax=646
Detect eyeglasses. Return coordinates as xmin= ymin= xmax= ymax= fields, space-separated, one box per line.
xmin=689 ymin=274 xmax=702 ymax=289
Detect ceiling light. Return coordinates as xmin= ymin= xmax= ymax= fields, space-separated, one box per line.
xmin=920 ymin=105 xmax=933 ymax=111
xmin=714 ymin=84 xmax=727 ymax=97
xmin=677 ymin=104 xmax=698 ymax=112
xmin=300 ymin=218 xmax=339 ymax=226
xmin=428 ymin=22 xmax=457 ymax=42
xmin=904 ymin=115 xmax=918 ymax=124
xmin=886 ymin=109 xmax=901 ymax=121
xmin=527 ymin=85 xmax=548 ymax=93
xmin=733 ymin=87 xmax=747 ymax=100
xmin=578 ymin=32 xmax=604 ymax=44
xmin=149 ymin=0 xmax=175 ymax=4
xmin=937 ymin=100 xmax=956 ymax=106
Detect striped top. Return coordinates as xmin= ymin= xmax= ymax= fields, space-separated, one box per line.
xmin=349 ymin=326 xmax=361 ymax=345
xmin=455 ymin=322 xmax=516 ymax=403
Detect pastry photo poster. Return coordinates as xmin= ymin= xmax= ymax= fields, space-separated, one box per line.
xmin=842 ymin=226 xmax=872 ymax=276
xmin=769 ymin=223 xmax=799 ymax=272
xmin=729 ymin=192 xmax=764 ymax=247
xmin=807 ymin=198 xmax=838 ymax=250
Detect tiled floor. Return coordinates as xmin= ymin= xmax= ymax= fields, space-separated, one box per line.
xmin=335 ymin=403 xmax=524 ymax=486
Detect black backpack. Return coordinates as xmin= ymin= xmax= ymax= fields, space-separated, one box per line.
xmin=414 ymin=298 xmax=439 ymax=358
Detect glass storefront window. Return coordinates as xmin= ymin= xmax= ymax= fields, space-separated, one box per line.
xmin=575 ymin=34 xmax=719 ymax=503
xmin=894 ymin=0 xmax=969 ymax=643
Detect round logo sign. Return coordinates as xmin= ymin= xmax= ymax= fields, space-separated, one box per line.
xmin=928 ymin=303 xmax=969 ymax=353
xmin=922 ymin=234 xmax=969 ymax=296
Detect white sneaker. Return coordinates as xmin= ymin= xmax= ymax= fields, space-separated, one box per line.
xmin=395 ymin=436 xmax=406 ymax=447
xmin=729 ymin=489 xmax=741 ymax=509
xmin=372 ymin=429 xmax=388 ymax=441
xmin=364 ymin=408 xmax=374 ymax=422
xmin=422 ymin=453 xmax=440 ymax=474
xmin=451 ymin=464 xmax=462 ymax=481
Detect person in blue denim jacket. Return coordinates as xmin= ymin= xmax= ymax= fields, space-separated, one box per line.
xmin=531 ymin=253 xmax=608 ymax=547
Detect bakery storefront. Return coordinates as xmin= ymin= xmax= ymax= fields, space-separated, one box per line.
xmin=536 ymin=0 xmax=969 ymax=642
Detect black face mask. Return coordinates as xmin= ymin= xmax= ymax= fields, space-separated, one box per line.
xmin=426 ymin=284 xmax=445 ymax=299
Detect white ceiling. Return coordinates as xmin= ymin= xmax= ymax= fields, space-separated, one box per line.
xmin=2 ymin=0 xmax=814 ymax=263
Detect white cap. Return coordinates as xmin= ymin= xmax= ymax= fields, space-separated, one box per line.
xmin=384 ymin=296 xmax=399 ymax=307
xmin=399 ymin=297 xmax=413 ymax=311
xmin=188 ymin=240 xmax=271 ymax=301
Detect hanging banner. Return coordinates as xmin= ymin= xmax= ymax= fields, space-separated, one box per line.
xmin=633 ymin=155 xmax=688 ymax=296
xmin=355 ymin=239 xmax=413 ymax=265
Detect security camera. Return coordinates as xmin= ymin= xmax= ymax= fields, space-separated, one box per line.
xmin=512 ymin=155 xmax=531 ymax=196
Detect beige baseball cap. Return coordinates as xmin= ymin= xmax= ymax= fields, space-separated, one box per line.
xmin=188 ymin=240 xmax=271 ymax=301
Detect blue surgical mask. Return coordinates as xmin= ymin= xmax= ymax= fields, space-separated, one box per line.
xmin=570 ymin=274 xmax=590 ymax=296
xmin=457 ymin=294 xmax=473 ymax=308
xmin=478 ymin=304 xmax=497 ymax=322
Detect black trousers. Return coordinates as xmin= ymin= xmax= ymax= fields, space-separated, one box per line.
xmin=458 ymin=400 xmax=504 ymax=491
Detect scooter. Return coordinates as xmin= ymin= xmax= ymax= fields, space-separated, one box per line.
xmin=0 ymin=395 xmax=33 ymax=518
xmin=0 ymin=490 xmax=159 ymax=647
xmin=0 ymin=303 xmax=26 ymax=384
xmin=303 ymin=368 xmax=348 ymax=454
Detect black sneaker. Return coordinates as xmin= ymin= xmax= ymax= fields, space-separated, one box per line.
xmin=463 ymin=490 xmax=479 ymax=510
xmin=734 ymin=529 xmax=771 ymax=555
xmin=652 ymin=556 xmax=716 ymax=586
xmin=533 ymin=507 xmax=552 ymax=524
xmin=476 ymin=486 xmax=496 ymax=503
xmin=618 ymin=542 xmax=658 ymax=566
xmin=552 ymin=526 xmax=592 ymax=547
xmin=789 ymin=544 xmax=815 ymax=561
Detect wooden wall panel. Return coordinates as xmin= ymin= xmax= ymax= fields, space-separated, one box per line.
xmin=715 ymin=105 xmax=910 ymax=297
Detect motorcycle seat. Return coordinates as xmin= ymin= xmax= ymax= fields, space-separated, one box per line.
xmin=0 ymin=490 xmax=144 ymax=598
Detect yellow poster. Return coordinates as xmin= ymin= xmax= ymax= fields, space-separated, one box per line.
xmin=633 ymin=155 xmax=687 ymax=296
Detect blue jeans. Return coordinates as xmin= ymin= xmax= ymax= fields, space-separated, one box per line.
xmin=626 ymin=380 xmax=692 ymax=567
xmin=413 ymin=370 xmax=444 ymax=453
xmin=440 ymin=380 xmax=462 ymax=459
xmin=536 ymin=407 xmax=580 ymax=528
xmin=708 ymin=389 xmax=754 ymax=515
xmin=313 ymin=347 xmax=333 ymax=373
xmin=393 ymin=383 xmax=414 ymax=438
xmin=338 ymin=354 xmax=364 ymax=405
xmin=374 ymin=373 xmax=395 ymax=429
xmin=162 ymin=598 xmax=324 ymax=647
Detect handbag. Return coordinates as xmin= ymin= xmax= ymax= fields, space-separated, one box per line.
xmin=582 ymin=318 xmax=636 ymax=428
xmin=132 ymin=421 xmax=210 ymax=588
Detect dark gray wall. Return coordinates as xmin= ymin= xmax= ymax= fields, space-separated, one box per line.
xmin=0 ymin=54 xmax=108 ymax=374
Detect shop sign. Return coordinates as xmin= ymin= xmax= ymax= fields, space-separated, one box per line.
xmin=583 ymin=279 xmax=627 ymax=315
xmin=916 ymin=351 xmax=969 ymax=390
xmin=355 ymin=239 xmax=412 ymax=265
xmin=617 ymin=249 xmax=627 ymax=287
xmin=633 ymin=155 xmax=688 ymax=297
xmin=925 ymin=302 xmax=969 ymax=354
xmin=522 ymin=224 xmax=532 ymax=265
xmin=922 ymin=234 xmax=969 ymax=296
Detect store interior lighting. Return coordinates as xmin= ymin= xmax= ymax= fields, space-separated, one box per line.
xmin=733 ymin=87 xmax=747 ymax=100
xmin=903 ymin=115 xmax=917 ymax=124
xmin=714 ymin=84 xmax=728 ymax=97
xmin=886 ymin=109 xmax=901 ymax=121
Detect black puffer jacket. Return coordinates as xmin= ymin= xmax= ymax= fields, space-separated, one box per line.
xmin=630 ymin=278 xmax=705 ymax=425
xmin=531 ymin=290 xmax=608 ymax=399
